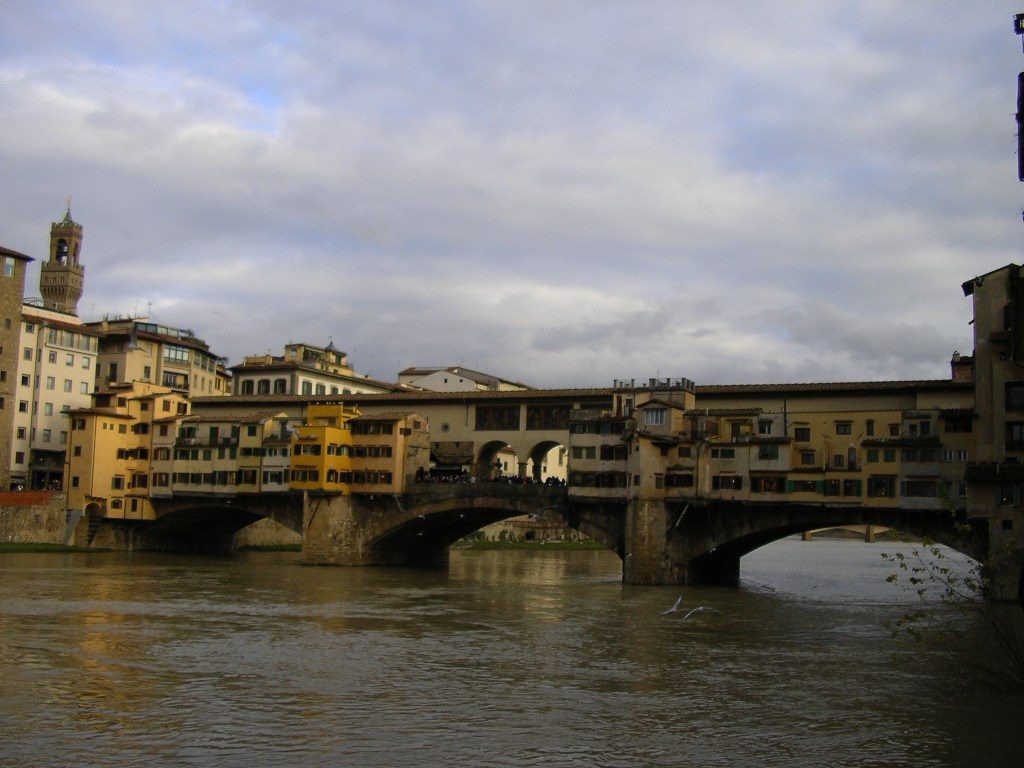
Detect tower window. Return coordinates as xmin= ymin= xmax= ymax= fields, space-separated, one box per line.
xmin=56 ymin=239 xmax=68 ymax=264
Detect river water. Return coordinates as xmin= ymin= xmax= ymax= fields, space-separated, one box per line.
xmin=0 ymin=538 xmax=1020 ymax=768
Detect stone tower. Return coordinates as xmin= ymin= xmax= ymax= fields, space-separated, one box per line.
xmin=39 ymin=205 xmax=85 ymax=315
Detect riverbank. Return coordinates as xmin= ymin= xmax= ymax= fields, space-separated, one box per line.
xmin=0 ymin=542 xmax=102 ymax=553
xmin=454 ymin=539 xmax=606 ymax=551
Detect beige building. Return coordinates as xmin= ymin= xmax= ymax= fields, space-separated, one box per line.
xmin=961 ymin=265 xmax=1024 ymax=586
xmin=232 ymin=342 xmax=398 ymax=396
xmin=567 ymin=377 xmax=974 ymax=512
xmin=85 ymin=318 xmax=231 ymax=397
xmin=398 ymin=366 xmax=532 ymax=392
xmin=11 ymin=307 xmax=100 ymax=489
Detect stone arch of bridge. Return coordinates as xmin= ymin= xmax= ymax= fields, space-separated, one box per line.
xmin=666 ymin=500 xmax=985 ymax=585
xmin=145 ymin=494 xmax=305 ymax=551
xmin=363 ymin=492 xmax=620 ymax=567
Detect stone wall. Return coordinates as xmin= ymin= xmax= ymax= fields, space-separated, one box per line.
xmin=0 ymin=491 xmax=76 ymax=545
xmin=235 ymin=517 xmax=303 ymax=548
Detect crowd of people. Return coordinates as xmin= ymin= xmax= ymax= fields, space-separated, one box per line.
xmin=413 ymin=468 xmax=566 ymax=486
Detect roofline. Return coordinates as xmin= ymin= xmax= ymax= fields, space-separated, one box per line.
xmin=189 ymin=379 xmax=968 ymax=408
xmin=962 ymin=263 xmax=1020 ymax=296
xmin=0 ymin=245 xmax=33 ymax=262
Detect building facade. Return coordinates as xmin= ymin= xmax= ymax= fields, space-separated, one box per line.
xmin=232 ymin=342 xmax=398 ymax=396
xmin=398 ymin=366 xmax=532 ymax=392
xmin=0 ymin=245 xmax=34 ymax=490
xmin=85 ymin=318 xmax=231 ymax=398
xmin=11 ymin=307 xmax=100 ymax=489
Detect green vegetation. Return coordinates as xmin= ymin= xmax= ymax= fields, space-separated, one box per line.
xmin=884 ymin=525 xmax=1024 ymax=690
xmin=236 ymin=543 xmax=302 ymax=552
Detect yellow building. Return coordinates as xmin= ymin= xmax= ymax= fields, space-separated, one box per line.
xmin=66 ymin=382 xmax=189 ymax=521
xmin=289 ymin=403 xmax=360 ymax=493
xmin=289 ymin=405 xmax=430 ymax=494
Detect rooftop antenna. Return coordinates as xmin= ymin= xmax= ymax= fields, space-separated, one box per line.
xmin=1015 ymin=13 xmax=1024 ymax=220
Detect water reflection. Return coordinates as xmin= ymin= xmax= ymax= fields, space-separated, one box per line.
xmin=0 ymin=541 xmax=1019 ymax=768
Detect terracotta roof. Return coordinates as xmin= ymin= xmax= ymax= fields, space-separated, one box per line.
xmin=684 ymin=407 xmax=762 ymax=416
xmin=191 ymin=387 xmax=617 ymax=407
xmin=694 ymin=380 xmax=970 ymax=396
xmin=349 ymin=411 xmax=418 ymax=422
xmin=67 ymin=408 xmax=135 ymax=419
xmin=22 ymin=311 xmax=101 ymax=335
xmin=180 ymin=411 xmax=286 ymax=424
xmin=0 ymin=245 xmax=33 ymax=262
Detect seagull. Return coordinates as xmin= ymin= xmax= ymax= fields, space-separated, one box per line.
xmin=680 ymin=606 xmax=718 ymax=621
xmin=662 ymin=596 xmax=684 ymax=614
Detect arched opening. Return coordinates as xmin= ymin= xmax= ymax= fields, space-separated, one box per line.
xmin=366 ymin=497 xmax=619 ymax=568
xmin=475 ymin=441 xmax=519 ymax=480
xmin=682 ymin=513 xmax=986 ymax=589
xmin=526 ymin=440 xmax=567 ymax=484
xmin=56 ymin=239 xmax=68 ymax=265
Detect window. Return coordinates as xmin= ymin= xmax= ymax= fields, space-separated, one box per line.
xmin=301 ymin=381 xmax=312 ymax=395
xmin=43 ymin=402 xmax=53 ymax=416
xmin=866 ymin=449 xmax=879 ymax=463
xmin=71 ymin=476 xmax=79 ymax=488
xmin=16 ymin=427 xmax=25 ymax=439
xmin=757 ymin=444 xmax=779 ymax=460
xmin=883 ymin=449 xmax=896 ymax=462
xmin=889 ymin=424 xmax=900 ymax=437
xmin=111 ymin=476 xmax=125 ymax=490
xmin=800 ymin=450 xmax=815 ymax=465
xmin=65 ymin=354 xmax=74 ymax=366
xmin=48 ymin=351 xmax=57 ymax=363
xmin=274 ymin=379 xmax=287 ymax=394
xmin=20 ymin=374 xmax=29 ymax=386
xmin=3 ymin=256 xmax=14 ymax=277
xmin=63 ymin=379 xmax=72 ymax=392
xmin=257 ymin=379 xmax=270 ymax=394
xmin=14 ymin=452 xmax=24 ymax=464
xmin=82 ymin=357 xmax=90 ymax=369
xmin=644 ymin=408 xmax=667 ymax=426
xmin=867 ymin=475 xmax=896 ymax=498
xmin=710 ymin=447 xmax=735 ymax=459
xmin=18 ymin=400 xmax=27 ymax=413
xmin=866 ymin=419 xmax=875 ymax=437
xmin=750 ymin=476 xmax=783 ymax=493
xmin=835 ymin=422 xmax=852 ymax=435
xmin=45 ymin=377 xmax=54 ymax=390
xmin=902 ymin=480 xmax=938 ymax=498
xmin=794 ymin=427 xmax=810 ymax=442
xmin=475 ymin=406 xmax=521 ymax=431
xmin=758 ymin=421 xmax=772 ymax=435
xmin=712 ymin=475 xmax=742 ymax=490
xmin=79 ymin=382 xmax=88 ymax=394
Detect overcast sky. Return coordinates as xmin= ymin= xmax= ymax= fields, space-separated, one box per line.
xmin=2 ymin=2 xmax=1022 ymax=387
